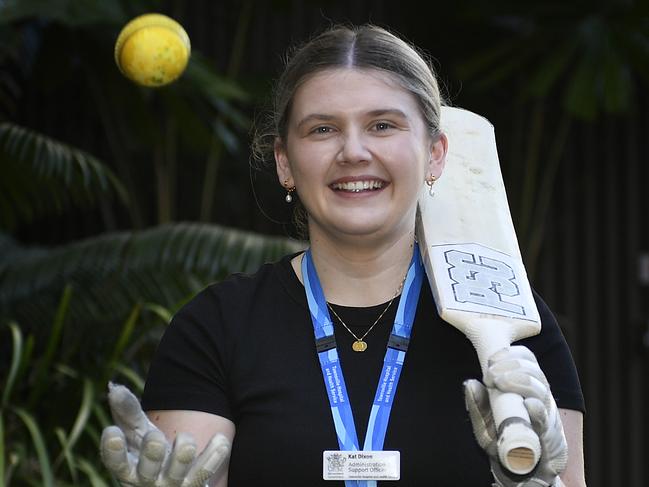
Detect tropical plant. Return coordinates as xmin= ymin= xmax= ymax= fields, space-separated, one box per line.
xmin=452 ymin=1 xmax=649 ymax=276
xmin=0 ymin=0 xmax=305 ymax=352
xmin=0 ymin=222 xmax=304 ymax=338
xmin=0 ymin=0 xmax=299 ymax=355
xmin=0 ymin=221 xmax=303 ymax=485
xmin=0 ymin=286 xmax=160 ymax=486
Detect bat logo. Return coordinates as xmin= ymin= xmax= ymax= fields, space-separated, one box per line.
xmin=445 ymin=249 xmax=525 ymax=315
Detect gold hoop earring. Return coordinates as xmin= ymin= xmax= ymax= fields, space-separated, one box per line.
xmin=425 ymin=175 xmax=437 ymax=196
xmin=284 ymin=179 xmax=296 ymax=203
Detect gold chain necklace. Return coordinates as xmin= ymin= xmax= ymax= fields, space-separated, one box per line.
xmin=326 ymin=276 xmax=406 ymax=352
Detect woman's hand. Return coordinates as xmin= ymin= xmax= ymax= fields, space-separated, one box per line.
xmin=464 ymin=346 xmax=568 ymax=487
xmin=101 ymin=383 xmax=231 ymax=487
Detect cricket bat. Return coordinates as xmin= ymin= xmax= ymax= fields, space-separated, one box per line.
xmin=416 ymin=106 xmax=542 ymax=475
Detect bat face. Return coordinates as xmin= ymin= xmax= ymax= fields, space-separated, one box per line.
xmin=416 ymin=107 xmax=543 ymax=476
xmin=416 ymin=106 xmax=541 ymax=342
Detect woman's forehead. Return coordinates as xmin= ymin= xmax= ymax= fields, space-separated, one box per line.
xmin=290 ymin=67 xmax=419 ymax=118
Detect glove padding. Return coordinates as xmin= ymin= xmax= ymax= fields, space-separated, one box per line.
xmin=101 ymin=383 xmax=231 ymax=487
xmin=463 ymin=346 xmax=568 ymax=487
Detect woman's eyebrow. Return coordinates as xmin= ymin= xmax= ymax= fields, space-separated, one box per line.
xmin=365 ymin=108 xmax=409 ymax=119
xmin=296 ymin=109 xmax=409 ymax=130
xmin=296 ymin=113 xmax=336 ymax=130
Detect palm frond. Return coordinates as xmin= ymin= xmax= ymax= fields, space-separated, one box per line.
xmin=0 ymin=123 xmax=128 ymax=229
xmin=0 ymin=222 xmax=305 ymax=327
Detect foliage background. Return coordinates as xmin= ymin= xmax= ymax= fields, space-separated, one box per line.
xmin=0 ymin=0 xmax=647 ymax=485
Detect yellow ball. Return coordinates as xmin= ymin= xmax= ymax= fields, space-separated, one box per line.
xmin=115 ymin=13 xmax=191 ymax=87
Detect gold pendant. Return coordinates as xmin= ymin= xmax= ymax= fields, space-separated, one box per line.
xmin=352 ymin=340 xmax=367 ymax=352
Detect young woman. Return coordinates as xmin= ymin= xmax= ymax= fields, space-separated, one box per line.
xmin=101 ymin=25 xmax=586 ymax=486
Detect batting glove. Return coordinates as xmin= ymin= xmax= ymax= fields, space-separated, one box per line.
xmin=101 ymin=383 xmax=230 ymax=487
xmin=463 ymin=346 xmax=568 ymax=487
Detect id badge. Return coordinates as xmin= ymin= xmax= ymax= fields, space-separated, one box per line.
xmin=323 ymin=451 xmax=400 ymax=481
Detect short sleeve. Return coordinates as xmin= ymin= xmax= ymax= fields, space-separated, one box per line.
xmin=141 ymin=285 xmax=233 ymax=420
xmin=516 ymin=291 xmax=586 ymax=413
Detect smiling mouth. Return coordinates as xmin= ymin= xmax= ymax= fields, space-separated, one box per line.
xmin=330 ymin=180 xmax=385 ymax=192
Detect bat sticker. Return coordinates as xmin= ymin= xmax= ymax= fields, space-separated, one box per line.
xmin=445 ymin=249 xmax=524 ymax=315
xmin=427 ymin=243 xmax=537 ymax=322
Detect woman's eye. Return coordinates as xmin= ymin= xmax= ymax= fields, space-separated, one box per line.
xmin=374 ymin=122 xmax=394 ymax=131
xmin=312 ymin=126 xmax=332 ymax=134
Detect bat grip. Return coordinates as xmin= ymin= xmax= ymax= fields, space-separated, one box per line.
xmin=488 ymin=388 xmax=541 ymax=475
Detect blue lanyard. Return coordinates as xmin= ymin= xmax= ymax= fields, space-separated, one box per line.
xmin=302 ymin=245 xmax=423 ymax=487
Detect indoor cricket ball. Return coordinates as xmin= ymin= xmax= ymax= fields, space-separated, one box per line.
xmin=114 ymin=13 xmax=191 ymax=87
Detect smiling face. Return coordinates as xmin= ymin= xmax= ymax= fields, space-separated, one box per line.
xmin=275 ymin=68 xmax=446 ymax=246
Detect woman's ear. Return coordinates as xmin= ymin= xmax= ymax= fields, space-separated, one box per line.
xmin=428 ymin=132 xmax=448 ymax=178
xmin=274 ymin=137 xmax=294 ymax=187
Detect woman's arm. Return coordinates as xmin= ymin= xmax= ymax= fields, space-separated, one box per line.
xmin=147 ymin=410 xmax=235 ymax=487
xmin=559 ymin=409 xmax=586 ymax=487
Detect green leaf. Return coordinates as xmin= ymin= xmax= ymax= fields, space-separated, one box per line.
xmin=0 ymin=123 xmax=128 ymax=229
xmin=54 ymin=428 xmax=78 ymax=484
xmin=54 ymin=363 xmax=80 ymax=379
xmin=13 ymin=408 xmax=54 ymax=487
xmin=112 ymin=364 xmax=145 ymax=394
xmin=77 ymin=457 xmax=111 ymax=487
xmin=143 ymin=302 xmax=173 ymax=324
xmin=1 ymin=322 xmax=23 ymax=408
xmin=105 ymin=305 xmax=141 ymax=383
xmin=93 ymin=402 xmax=112 ymax=430
xmin=28 ymin=285 xmax=72 ymax=407
xmin=64 ymin=378 xmax=94 ymax=458
xmin=19 ymin=334 xmax=35 ymax=385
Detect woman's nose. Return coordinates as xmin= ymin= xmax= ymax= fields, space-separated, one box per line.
xmin=338 ymin=130 xmax=372 ymax=164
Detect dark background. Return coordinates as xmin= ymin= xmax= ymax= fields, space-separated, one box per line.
xmin=1 ymin=0 xmax=648 ymax=485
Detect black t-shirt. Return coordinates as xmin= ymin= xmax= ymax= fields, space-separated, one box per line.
xmin=142 ymin=253 xmax=584 ymax=486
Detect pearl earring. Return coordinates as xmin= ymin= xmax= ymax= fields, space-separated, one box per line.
xmin=284 ymin=179 xmax=296 ymax=203
xmin=425 ymin=175 xmax=437 ymax=196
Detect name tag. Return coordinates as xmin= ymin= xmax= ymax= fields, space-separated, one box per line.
xmin=323 ymin=451 xmax=400 ymax=481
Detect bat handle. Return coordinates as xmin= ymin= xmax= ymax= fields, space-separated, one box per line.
xmin=488 ymin=387 xmax=541 ymax=475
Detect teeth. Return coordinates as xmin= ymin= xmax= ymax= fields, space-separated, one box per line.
xmin=332 ymin=180 xmax=384 ymax=192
